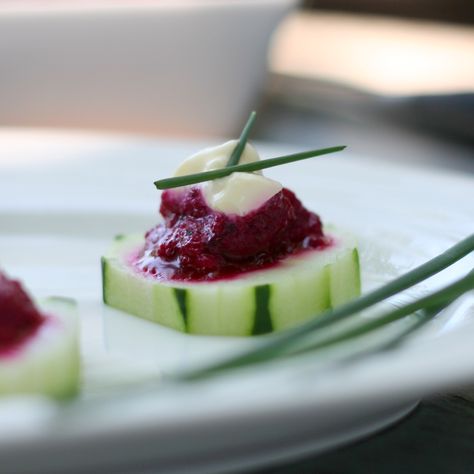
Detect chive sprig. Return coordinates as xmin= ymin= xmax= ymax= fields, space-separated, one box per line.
xmin=154 ymin=146 xmax=346 ymax=190
xmin=226 ymin=111 xmax=257 ymax=167
xmin=292 ymin=270 xmax=473 ymax=357
xmin=154 ymin=109 xmax=345 ymax=190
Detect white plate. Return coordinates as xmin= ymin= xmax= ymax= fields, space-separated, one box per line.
xmin=0 ymin=130 xmax=473 ymax=474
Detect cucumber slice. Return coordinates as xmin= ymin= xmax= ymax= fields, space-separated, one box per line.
xmin=102 ymin=231 xmax=361 ymax=336
xmin=0 ymin=297 xmax=80 ymax=399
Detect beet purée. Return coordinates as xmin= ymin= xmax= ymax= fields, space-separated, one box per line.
xmin=136 ymin=186 xmax=329 ymax=281
xmin=0 ymin=272 xmax=45 ymax=356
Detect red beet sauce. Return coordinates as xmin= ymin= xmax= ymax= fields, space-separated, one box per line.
xmin=0 ymin=272 xmax=45 ymax=357
xmin=135 ymin=186 xmax=330 ymax=281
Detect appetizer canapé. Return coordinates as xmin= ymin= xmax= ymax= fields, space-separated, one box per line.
xmin=0 ymin=271 xmax=79 ymax=398
xmin=102 ymin=139 xmax=360 ymax=336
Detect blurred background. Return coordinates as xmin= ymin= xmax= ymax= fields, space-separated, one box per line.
xmin=264 ymin=0 xmax=474 ymax=173
xmin=0 ymin=0 xmax=473 ymax=172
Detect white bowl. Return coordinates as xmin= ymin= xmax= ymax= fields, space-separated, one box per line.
xmin=0 ymin=0 xmax=296 ymax=137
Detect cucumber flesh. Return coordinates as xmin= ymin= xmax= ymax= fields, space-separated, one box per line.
xmin=330 ymin=248 xmax=361 ymax=307
xmin=0 ymin=297 xmax=80 ymax=399
xmin=102 ymin=231 xmax=361 ymax=337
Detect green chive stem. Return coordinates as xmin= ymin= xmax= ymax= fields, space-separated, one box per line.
xmin=226 ymin=111 xmax=257 ymax=167
xmin=176 ymin=234 xmax=474 ymax=380
xmin=294 ymin=271 xmax=473 ymax=356
xmin=288 ymin=304 xmax=444 ymax=363
xmin=154 ymin=146 xmax=346 ymax=190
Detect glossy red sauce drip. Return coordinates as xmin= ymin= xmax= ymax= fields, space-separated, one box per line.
xmin=135 ymin=187 xmax=329 ymax=282
xmin=0 ymin=272 xmax=45 ymax=356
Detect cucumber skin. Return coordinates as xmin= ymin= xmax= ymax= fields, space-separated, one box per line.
xmin=102 ymin=233 xmax=361 ymax=337
xmin=0 ymin=298 xmax=80 ymax=399
xmin=253 ymin=285 xmax=273 ymax=335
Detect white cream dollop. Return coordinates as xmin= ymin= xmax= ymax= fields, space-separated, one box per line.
xmin=173 ymin=140 xmax=282 ymax=216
